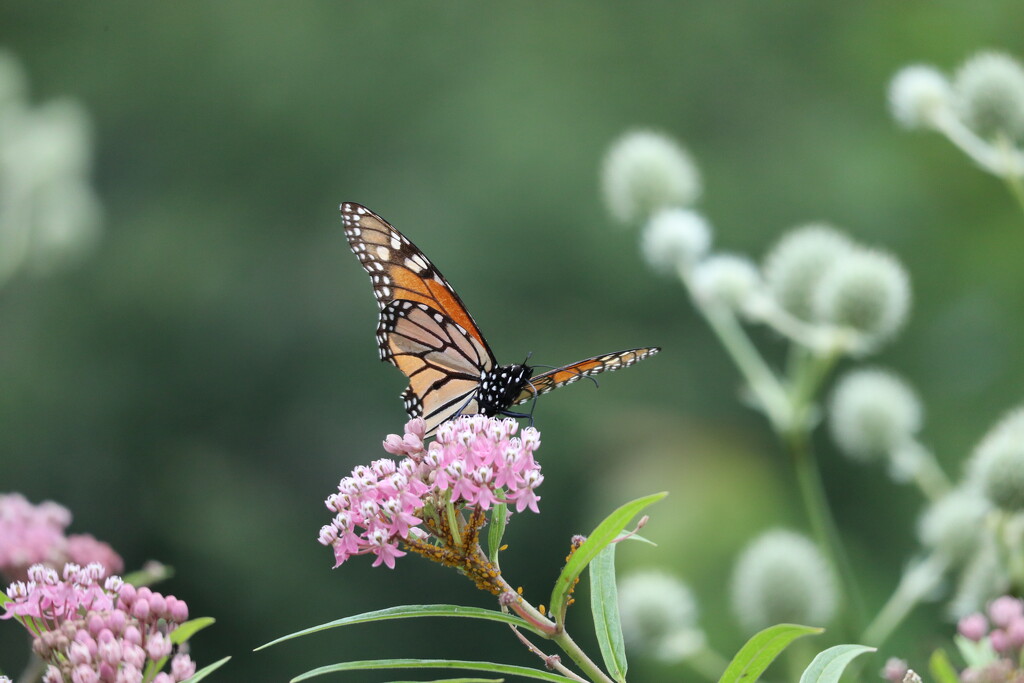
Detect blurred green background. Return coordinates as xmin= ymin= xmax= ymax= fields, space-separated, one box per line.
xmin=2 ymin=3 xmax=1023 ymax=681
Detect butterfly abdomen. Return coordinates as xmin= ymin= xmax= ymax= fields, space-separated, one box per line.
xmin=477 ymin=364 xmax=534 ymax=416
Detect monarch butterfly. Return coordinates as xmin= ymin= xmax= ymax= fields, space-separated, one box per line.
xmin=341 ymin=202 xmax=660 ymax=436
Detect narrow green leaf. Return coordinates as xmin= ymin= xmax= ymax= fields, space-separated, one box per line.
xmin=549 ymin=492 xmax=666 ymax=621
xmin=718 ymin=624 xmax=823 ymax=683
xmin=171 ymin=616 xmax=216 ymax=645
xmin=0 ymin=591 xmax=9 ymax=607
xmin=488 ymin=503 xmax=509 ymax=565
xmin=183 ymin=655 xmax=231 ymax=682
xmin=929 ymin=649 xmax=960 ymax=683
xmin=590 ymin=545 xmax=627 ymax=683
xmin=258 ymin=605 xmax=534 ymax=650
xmin=799 ymin=644 xmax=875 ymax=683
xmin=290 ymin=659 xmax=576 ymax=683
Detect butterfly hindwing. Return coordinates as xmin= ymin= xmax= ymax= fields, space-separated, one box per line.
xmin=512 ymin=347 xmax=661 ymax=406
xmin=378 ymin=299 xmax=490 ymax=436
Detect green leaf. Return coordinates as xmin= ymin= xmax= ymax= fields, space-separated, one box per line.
xmin=929 ymin=648 xmax=960 ymax=683
xmin=183 ymin=655 xmax=231 ymax=682
xmin=290 ymin=659 xmax=576 ymax=683
xmin=954 ymin=634 xmax=996 ymax=669
xmin=171 ymin=616 xmax=216 ymax=645
xmin=718 ymin=624 xmax=823 ymax=683
xmin=799 ymin=644 xmax=875 ymax=683
xmin=548 ymin=492 xmax=666 ymax=621
xmin=257 ymin=605 xmax=534 ymax=650
xmin=590 ymin=544 xmax=627 ymax=683
xmin=488 ymin=503 xmax=509 ymax=565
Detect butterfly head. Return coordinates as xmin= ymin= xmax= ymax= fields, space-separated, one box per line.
xmin=476 ymin=363 xmax=535 ymax=417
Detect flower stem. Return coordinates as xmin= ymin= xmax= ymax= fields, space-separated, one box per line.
xmin=494 ymin=572 xmax=614 ymax=683
xmin=787 ymin=427 xmax=866 ymax=636
xmin=860 ymin=552 xmax=948 ymax=648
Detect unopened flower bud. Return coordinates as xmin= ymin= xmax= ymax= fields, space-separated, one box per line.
xmin=618 ymin=570 xmax=703 ymax=662
xmin=954 ymin=52 xmax=1024 ymax=141
xmin=969 ymin=408 xmax=1024 ymax=512
xmin=829 ymin=368 xmax=921 ymax=463
xmin=602 ymin=130 xmax=701 ymax=224
xmin=640 ymin=208 xmax=711 ymax=273
xmin=691 ymin=254 xmax=761 ymax=310
xmin=918 ymin=488 xmax=989 ymax=564
xmin=763 ymin=224 xmax=853 ymax=322
xmin=812 ymin=249 xmax=911 ymax=348
xmin=889 ymin=65 xmax=952 ymax=129
xmin=730 ymin=530 xmax=837 ymax=633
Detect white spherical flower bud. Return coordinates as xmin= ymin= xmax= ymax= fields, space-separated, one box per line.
xmin=602 ymin=130 xmax=701 ymax=225
xmin=954 ymin=52 xmax=1024 ymax=141
xmin=888 ymin=65 xmax=952 ymax=129
xmin=968 ymin=408 xmax=1024 ymax=512
xmin=762 ymin=224 xmax=854 ymax=322
xmin=918 ymin=488 xmax=990 ymax=564
xmin=691 ymin=253 xmax=761 ymax=310
xmin=828 ymin=368 xmax=922 ymax=463
xmin=812 ymin=248 xmax=911 ymax=348
xmin=618 ymin=570 xmax=704 ymax=662
xmin=640 ymin=208 xmax=712 ymax=273
xmin=731 ymin=530 xmax=837 ymax=633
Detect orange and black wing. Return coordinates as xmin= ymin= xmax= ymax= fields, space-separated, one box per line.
xmin=342 ymin=203 xmax=495 ymax=434
xmin=512 ymin=347 xmax=661 ymax=406
xmin=341 ymin=202 xmax=495 ymax=364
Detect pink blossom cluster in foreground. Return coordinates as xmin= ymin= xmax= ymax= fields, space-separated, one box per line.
xmin=318 ymin=416 xmax=543 ymax=569
xmin=955 ymin=595 xmax=1024 ymax=683
xmin=2 ymin=563 xmax=195 ymax=683
xmin=0 ymin=493 xmax=123 ymax=582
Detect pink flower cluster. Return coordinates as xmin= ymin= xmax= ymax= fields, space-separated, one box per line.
xmin=958 ymin=596 xmax=1024 ymax=683
xmin=0 ymin=493 xmax=123 ymax=582
xmin=319 ymin=416 xmax=544 ymax=570
xmin=2 ymin=563 xmax=195 ymax=683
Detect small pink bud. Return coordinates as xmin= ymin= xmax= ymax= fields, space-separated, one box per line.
xmin=881 ymin=657 xmax=908 ymax=683
xmin=107 ymin=609 xmax=127 ymax=633
xmin=148 ymin=593 xmax=166 ymax=616
xmin=118 ymin=583 xmax=136 ymax=606
xmin=990 ymin=628 xmax=1011 ymax=654
xmin=69 ymin=640 xmax=92 ymax=665
xmin=72 ymin=663 xmax=99 ymax=683
xmin=123 ymin=625 xmax=142 ymax=645
xmin=171 ymin=653 xmax=196 ymax=679
xmin=1006 ymin=617 xmax=1024 ymax=650
xmin=958 ymin=613 xmax=988 ymax=641
xmin=988 ymin=596 xmax=1023 ymax=628
xmin=131 ymin=599 xmax=150 ymax=619
xmin=87 ymin=614 xmax=105 ymax=636
xmin=169 ymin=597 xmax=188 ymax=622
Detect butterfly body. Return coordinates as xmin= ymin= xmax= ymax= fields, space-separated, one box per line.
xmin=341 ymin=202 xmax=659 ymax=436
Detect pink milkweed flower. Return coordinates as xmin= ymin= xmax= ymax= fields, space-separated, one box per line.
xmin=0 ymin=493 xmax=123 ymax=582
xmin=320 ymin=416 xmax=544 ymax=570
xmin=2 ymin=563 xmax=198 ymax=682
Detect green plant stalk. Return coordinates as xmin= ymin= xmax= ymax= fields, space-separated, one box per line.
xmin=492 ymin=571 xmax=613 ymax=683
xmin=693 ymin=300 xmax=791 ymax=431
xmin=787 ymin=428 xmax=866 ymax=636
xmin=861 ymin=552 xmax=949 ymax=648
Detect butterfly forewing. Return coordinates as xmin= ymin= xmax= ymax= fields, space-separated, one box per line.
xmin=512 ymin=347 xmax=661 ymax=406
xmin=341 ymin=202 xmax=495 ymax=365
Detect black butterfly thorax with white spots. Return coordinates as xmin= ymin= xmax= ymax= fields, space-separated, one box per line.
xmin=476 ymin=364 xmax=535 ymax=417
